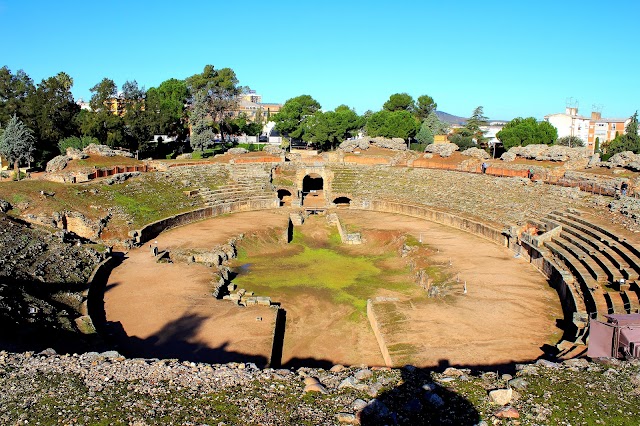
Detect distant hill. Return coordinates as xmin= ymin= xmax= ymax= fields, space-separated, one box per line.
xmin=435 ymin=111 xmax=467 ymax=125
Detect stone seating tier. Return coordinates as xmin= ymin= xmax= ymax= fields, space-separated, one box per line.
xmin=536 ymin=245 xmax=588 ymax=317
xmin=559 ymin=231 xmax=625 ymax=283
xmin=544 ymin=241 xmax=608 ymax=317
xmin=563 ymin=212 xmax=640 ymax=266
xmin=603 ymin=290 xmax=627 ymax=314
xmin=547 ymin=213 xmax=640 ymax=278
xmin=551 ymin=237 xmax=608 ymax=283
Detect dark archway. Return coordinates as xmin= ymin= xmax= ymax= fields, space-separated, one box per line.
xmin=333 ymin=196 xmax=351 ymax=207
xmin=302 ymin=174 xmax=324 ymax=207
xmin=302 ymin=174 xmax=323 ymax=192
xmin=277 ymin=189 xmax=292 ymax=207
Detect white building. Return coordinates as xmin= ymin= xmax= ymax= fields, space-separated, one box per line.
xmin=481 ymin=121 xmax=508 ymax=147
xmin=543 ymin=107 xmax=590 ymax=145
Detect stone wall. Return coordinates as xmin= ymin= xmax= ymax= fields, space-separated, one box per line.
xmin=354 ymin=200 xmax=508 ymax=246
xmin=131 ymin=198 xmax=279 ymax=245
xmin=366 ymin=299 xmax=392 ymax=367
xmin=84 ymin=255 xmax=119 ymax=334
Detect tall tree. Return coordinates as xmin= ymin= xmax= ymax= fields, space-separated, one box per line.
xmin=146 ymin=78 xmax=189 ymax=137
xmin=496 ymin=117 xmax=558 ymax=150
xmin=121 ymin=80 xmax=151 ymax=150
xmin=415 ymin=95 xmax=437 ymax=120
xmin=186 ymin=65 xmax=241 ymax=143
xmin=272 ymin=95 xmax=321 ymax=141
xmin=423 ymin=111 xmax=449 ymax=135
xmin=189 ymin=90 xmax=215 ymax=152
xmin=0 ymin=115 xmax=36 ymax=179
xmin=304 ymin=105 xmax=364 ymax=150
xmin=89 ymin=78 xmax=118 ymax=112
xmin=415 ymin=120 xmax=434 ymax=145
xmin=462 ymin=106 xmax=489 ymax=148
xmin=83 ymin=78 xmax=124 ymax=147
xmin=365 ymin=110 xmax=419 ymax=140
xmin=383 ymin=93 xmax=415 ymax=112
xmin=0 ymin=67 xmax=35 ymax=125
xmin=28 ymin=72 xmax=80 ymax=164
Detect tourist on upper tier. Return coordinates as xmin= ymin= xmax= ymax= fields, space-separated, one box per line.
xmin=621 ymin=181 xmax=629 ymax=196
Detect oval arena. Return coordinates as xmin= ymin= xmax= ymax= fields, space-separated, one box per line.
xmin=96 ymin=152 xmax=640 ymax=369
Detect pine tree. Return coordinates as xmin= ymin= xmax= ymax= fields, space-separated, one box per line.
xmin=0 ymin=115 xmax=36 ymax=179
xmin=415 ymin=120 xmax=434 ymax=146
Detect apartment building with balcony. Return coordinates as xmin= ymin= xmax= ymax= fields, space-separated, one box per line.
xmin=587 ymin=112 xmax=630 ymax=152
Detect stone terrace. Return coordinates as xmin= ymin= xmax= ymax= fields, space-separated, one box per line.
xmin=164 ymin=163 xmax=276 ymax=207
xmin=330 ymin=165 xmax=606 ymax=228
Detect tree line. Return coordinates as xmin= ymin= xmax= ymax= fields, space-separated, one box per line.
xmin=3 ymin=63 xmax=637 ymax=173
xmin=272 ymin=92 xmax=462 ymax=151
xmin=0 ymin=65 xmax=266 ymax=169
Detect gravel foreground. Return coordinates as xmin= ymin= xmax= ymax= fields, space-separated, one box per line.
xmin=1 ymin=349 xmax=639 ymax=425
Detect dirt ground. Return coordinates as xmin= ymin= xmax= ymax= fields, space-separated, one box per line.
xmin=104 ymin=210 xmax=289 ymax=366
xmin=338 ymin=210 xmax=562 ymax=367
xmin=105 ymin=208 xmax=562 ymax=369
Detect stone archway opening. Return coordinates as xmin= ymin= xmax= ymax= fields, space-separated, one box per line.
xmin=302 ymin=174 xmax=325 ymax=207
xmin=277 ymin=189 xmax=292 ymax=207
xmin=333 ymin=196 xmax=351 ymax=208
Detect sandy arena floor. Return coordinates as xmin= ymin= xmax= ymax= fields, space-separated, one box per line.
xmin=338 ymin=210 xmax=562 ymax=367
xmin=104 ymin=208 xmax=562 ymax=368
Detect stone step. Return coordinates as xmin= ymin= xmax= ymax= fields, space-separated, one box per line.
xmin=554 ymin=211 xmax=640 ymax=275
xmin=545 ymin=241 xmax=606 ymax=317
xmin=602 ymin=290 xmax=627 ymax=314
xmin=620 ymin=290 xmax=640 ymax=314
xmin=552 ymin=237 xmax=608 ymax=283
xmin=559 ymin=231 xmax=624 ymax=283
xmin=548 ymin=213 xmax=639 ymax=276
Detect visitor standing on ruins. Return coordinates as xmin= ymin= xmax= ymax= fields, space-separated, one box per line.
xmin=481 ymin=162 xmax=488 ymax=174
xmin=621 ymin=181 xmax=629 ymax=196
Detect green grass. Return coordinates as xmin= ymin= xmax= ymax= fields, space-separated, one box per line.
xmin=232 ymin=228 xmax=416 ymax=312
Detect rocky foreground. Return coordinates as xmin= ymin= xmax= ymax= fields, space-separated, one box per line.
xmin=0 ymin=349 xmax=638 ymax=425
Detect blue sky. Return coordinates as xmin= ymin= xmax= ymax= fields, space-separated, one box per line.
xmin=1 ymin=0 xmax=638 ymax=120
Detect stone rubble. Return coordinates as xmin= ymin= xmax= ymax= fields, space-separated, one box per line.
xmin=83 ymin=143 xmax=134 ymax=158
xmin=263 ymin=145 xmax=284 ymax=155
xmin=424 ymin=142 xmax=459 ymax=157
xmin=227 ymin=147 xmax=249 ymax=155
xmin=460 ymin=147 xmax=490 ymax=159
xmin=339 ymin=137 xmax=407 ymax=152
xmin=45 ymin=155 xmax=70 ymax=173
xmin=0 ymin=351 xmax=637 ymax=425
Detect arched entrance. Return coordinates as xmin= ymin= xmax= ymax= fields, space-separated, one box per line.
xmin=277 ymin=189 xmax=292 ymax=207
xmin=333 ymin=196 xmax=351 ymax=207
xmin=302 ymin=174 xmax=325 ymax=207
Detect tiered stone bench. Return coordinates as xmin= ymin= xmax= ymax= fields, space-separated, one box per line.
xmin=539 ymin=210 xmax=640 ymax=320
xmin=189 ymin=163 xmax=276 ymax=207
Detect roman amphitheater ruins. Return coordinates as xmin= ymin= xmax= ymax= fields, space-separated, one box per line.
xmin=3 ymin=141 xmax=640 ymax=370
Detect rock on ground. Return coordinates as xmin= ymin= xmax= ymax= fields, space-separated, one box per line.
xmin=461 ymin=147 xmax=490 ymax=159
xmin=83 ymin=143 xmax=133 ymax=158
xmin=227 ymin=147 xmax=248 ymax=155
xmin=46 ymin=155 xmax=70 ymax=173
xmin=263 ymin=145 xmax=284 ymax=155
xmin=424 ymin=142 xmax=459 ymax=158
